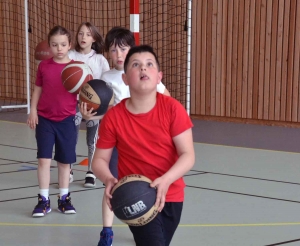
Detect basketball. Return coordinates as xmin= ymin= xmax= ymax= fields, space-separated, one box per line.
xmin=61 ymin=61 xmax=93 ymax=94
xmin=110 ymin=174 xmax=158 ymax=226
xmin=79 ymin=79 xmax=114 ymax=116
xmin=34 ymin=40 xmax=53 ymax=61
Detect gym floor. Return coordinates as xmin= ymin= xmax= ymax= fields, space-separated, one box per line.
xmin=0 ymin=110 xmax=300 ymax=246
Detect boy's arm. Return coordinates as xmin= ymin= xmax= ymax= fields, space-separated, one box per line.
xmin=92 ymin=147 xmax=115 ymax=183
xmin=27 ymin=85 xmax=42 ymax=129
xmin=166 ymin=128 xmax=195 ymax=181
xmin=151 ymin=128 xmax=195 ymax=211
xmin=92 ymin=147 xmax=118 ymax=208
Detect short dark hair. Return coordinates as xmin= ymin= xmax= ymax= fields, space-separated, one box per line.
xmin=48 ymin=25 xmax=72 ymax=45
xmin=104 ymin=26 xmax=136 ymax=52
xmin=124 ymin=45 xmax=160 ymax=73
xmin=74 ymin=22 xmax=105 ymax=54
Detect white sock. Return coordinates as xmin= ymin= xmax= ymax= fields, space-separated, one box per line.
xmin=39 ymin=189 xmax=49 ymax=199
xmin=59 ymin=188 xmax=69 ymax=198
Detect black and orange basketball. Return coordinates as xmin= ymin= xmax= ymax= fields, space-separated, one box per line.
xmin=110 ymin=174 xmax=158 ymax=226
xmin=79 ymin=79 xmax=114 ymax=116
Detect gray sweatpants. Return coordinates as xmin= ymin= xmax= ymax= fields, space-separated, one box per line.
xmin=74 ymin=110 xmax=99 ymax=172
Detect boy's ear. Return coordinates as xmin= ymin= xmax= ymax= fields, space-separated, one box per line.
xmin=122 ymin=73 xmax=128 ymax=85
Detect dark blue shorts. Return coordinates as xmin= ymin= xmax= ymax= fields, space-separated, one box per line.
xmin=36 ymin=115 xmax=77 ymax=164
xmin=129 ymin=202 xmax=183 ymax=246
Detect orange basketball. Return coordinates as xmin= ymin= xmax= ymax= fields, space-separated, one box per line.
xmin=61 ymin=61 xmax=93 ymax=94
xmin=34 ymin=40 xmax=53 ymax=61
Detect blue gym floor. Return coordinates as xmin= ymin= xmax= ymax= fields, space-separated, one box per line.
xmin=0 ymin=110 xmax=300 ymax=246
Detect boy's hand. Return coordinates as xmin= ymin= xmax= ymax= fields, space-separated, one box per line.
xmin=150 ymin=176 xmax=171 ymax=212
xmin=27 ymin=110 xmax=38 ymax=129
xmin=104 ymin=177 xmax=118 ymax=210
xmin=79 ymin=102 xmax=97 ymax=120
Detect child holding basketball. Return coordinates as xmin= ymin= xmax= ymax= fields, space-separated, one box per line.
xmin=92 ymin=45 xmax=195 ymax=246
xmin=68 ymin=22 xmax=110 ymax=187
xmin=79 ymin=26 xmax=170 ymax=246
xmin=27 ymin=25 xmax=77 ymax=217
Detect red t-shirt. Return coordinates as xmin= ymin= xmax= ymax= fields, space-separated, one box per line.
xmin=35 ymin=58 xmax=77 ymax=121
xmin=96 ymin=93 xmax=193 ymax=202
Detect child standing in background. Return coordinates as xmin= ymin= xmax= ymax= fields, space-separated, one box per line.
xmin=27 ymin=25 xmax=77 ymax=217
xmin=68 ymin=22 xmax=110 ymax=187
xmin=80 ymin=26 xmax=170 ymax=246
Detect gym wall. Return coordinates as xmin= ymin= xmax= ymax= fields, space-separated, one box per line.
xmin=2 ymin=0 xmax=300 ymax=127
xmin=190 ymin=0 xmax=300 ymax=126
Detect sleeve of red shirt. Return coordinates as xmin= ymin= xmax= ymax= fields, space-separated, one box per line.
xmin=96 ymin=109 xmax=117 ymax=149
xmin=169 ymin=97 xmax=193 ymax=137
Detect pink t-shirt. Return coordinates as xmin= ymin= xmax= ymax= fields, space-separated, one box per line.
xmin=35 ymin=58 xmax=77 ymax=121
xmin=96 ymin=93 xmax=193 ymax=202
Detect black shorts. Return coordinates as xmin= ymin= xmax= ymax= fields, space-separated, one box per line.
xmin=128 ymin=202 xmax=183 ymax=246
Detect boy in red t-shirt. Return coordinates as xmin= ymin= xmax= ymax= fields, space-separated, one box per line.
xmin=92 ymin=45 xmax=195 ymax=246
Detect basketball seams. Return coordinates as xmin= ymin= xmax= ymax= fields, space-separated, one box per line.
xmin=62 ymin=69 xmax=82 ymax=84
xmin=79 ymin=84 xmax=101 ymax=105
xmin=68 ymin=72 xmax=92 ymax=94
xmin=34 ymin=40 xmax=53 ymax=60
xmin=110 ymin=174 xmax=158 ymax=226
xmin=111 ymin=189 xmax=155 ymax=210
xmin=61 ymin=62 xmax=93 ymax=94
xmin=111 ymin=174 xmax=153 ymax=194
xmin=78 ymin=79 xmax=114 ymax=115
xmin=121 ymin=205 xmax=159 ymax=226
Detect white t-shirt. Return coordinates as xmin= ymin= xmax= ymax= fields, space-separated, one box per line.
xmin=101 ymin=68 xmax=166 ymax=106
xmin=68 ymin=49 xmax=110 ymax=79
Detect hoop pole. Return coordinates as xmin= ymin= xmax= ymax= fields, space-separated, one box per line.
xmin=1 ymin=0 xmax=30 ymax=112
xmin=130 ymin=0 xmax=140 ymax=45
xmin=186 ymin=0 xmax=192 ymax=115
xmin=25 ymin=0 xmax=30 ymax=114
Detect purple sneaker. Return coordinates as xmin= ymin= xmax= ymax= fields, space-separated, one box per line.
xmin=32 ymin=194 xmax=51 ymax=217
xmin=98 ymin=229 xmax=113 ymax=246
xmin=57 ymin=192 xmax=76 ymax=214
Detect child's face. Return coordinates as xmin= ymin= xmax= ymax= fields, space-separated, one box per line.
xmin=77 ymin=25 xmax=95 ymax=51
xmin=49 ymin=34 xmax=71 ymax=62
xmin=108 ymin=44 xmax=131 ymax=71
xmin=122 ymin=52 xmax=162 ymax=94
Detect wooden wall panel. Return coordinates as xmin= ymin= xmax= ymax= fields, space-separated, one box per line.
xmin=191 ymin=0 xmax=300 ymax=124
xmin=291 ymin=1 xmax=300 ymax=121
xmin=286 ymin=0 xmax=297 ymax=121
xmin=247 ymin=1 xmax=254 ymax=118
xmin=201 ymin=0 xmax=208 ymax=115
xmin=280 ymin=0 xmax=290 ymax=122
xmin=221 ymin=0 xmax=228 ymax=117
xmin=258 ymin=0 xmax=267 ymax=120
